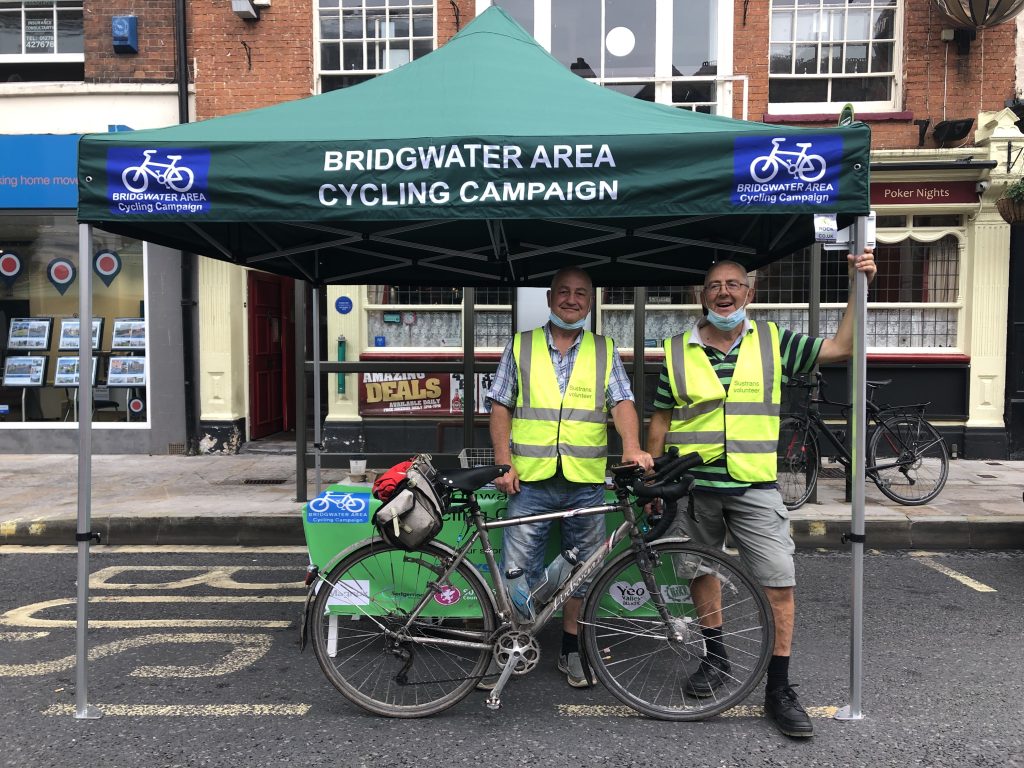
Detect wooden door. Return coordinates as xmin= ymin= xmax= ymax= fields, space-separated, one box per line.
xmin=247 ymin=272 xmax=294 ymax=439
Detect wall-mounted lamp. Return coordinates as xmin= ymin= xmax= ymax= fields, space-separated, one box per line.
xmin=231 ymin=0 xmax=260 ymax=20
xmin=933 ymin=118 xmax=974 ymax=145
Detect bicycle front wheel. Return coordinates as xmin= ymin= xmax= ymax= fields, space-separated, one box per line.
xmin=869 ymin=415 xmax=949 ymax=505
xmin=311 ymin=541 xmax=496 ymax=718
xmin=582 ymin=540 xmax=774 ymax=721
xmin=777 ymin=417 xmax=819 ymax=509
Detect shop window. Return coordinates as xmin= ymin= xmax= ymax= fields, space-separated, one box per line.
xmin=768 ymin=0 xmax=899 ymax=114
xmin=0 ymin=1 xmax=84 ymax=83
xmin=0 ymin=213 xmax=146 ymax=424
xmin=317 ymin=0 xmax=435 ymax=93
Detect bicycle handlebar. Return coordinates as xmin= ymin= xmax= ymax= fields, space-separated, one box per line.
xmin=611 ymin=448 xmax=702 ymax=503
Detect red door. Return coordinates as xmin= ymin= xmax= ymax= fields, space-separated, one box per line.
xmin=247 ymin=272 xmax=294 ymax=440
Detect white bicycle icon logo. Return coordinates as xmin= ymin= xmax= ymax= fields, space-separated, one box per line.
xmin=121 ymin=149 xmax=196 ymax=193
xmin=308 ymin=491 xmax=369 ymax=515
xmin=749 ymin=138 xmax=827 ymax=183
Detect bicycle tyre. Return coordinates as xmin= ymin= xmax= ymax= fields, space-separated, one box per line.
xmin=581 ymin=539 xmax=774 ymax=721
xmin=777 ymin=417 xmax=819 ymax=510
xmin=868 ymin=415 xmax=948 ymax=505
xmin=311 ymin=541 xmax=496 ymax=718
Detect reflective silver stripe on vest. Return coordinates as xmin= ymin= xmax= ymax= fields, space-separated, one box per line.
xmin=725 ymin=439 xmax=778 ymax=453
xmin=514 ymin=406 xmax=563 ymax=421
xmin=757 ymin=321 xmax=775 ymax=405
xmin=725 ymin=402 xmax=778 ymax=415
xmin=518 ymin=330 xmax=533 ymax=408
xmin=672 ymin=399 xmax=723 ymax=421
xmin=669 ymin=334 xmax=689 ymax=402
xmin=560 ymin=444 xmax=607 ymax=459
xmin=593 ymin=338 xmax=608 ymax=412
xmin=562 ymin=408 xmax=607 ymax=423
xmin=511 ymin=443 xmax=607 ymax=459
xmin=666 ymin=430 xmax=726 ymax=444
xmin=511 ymin=442 xmax=558 ymax=458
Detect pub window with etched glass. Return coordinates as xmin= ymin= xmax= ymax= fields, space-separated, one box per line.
xmin=365 ymin=284 xmax=512 ymax=349
xmin=598 ymin=233 xmax=962 ymax=353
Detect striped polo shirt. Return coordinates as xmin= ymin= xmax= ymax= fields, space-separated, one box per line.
xmin=653 ymin=319 xmax=822 ymax=494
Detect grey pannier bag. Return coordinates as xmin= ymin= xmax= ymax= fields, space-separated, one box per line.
xmin=372 ymin=454 xmax=448 ymax=550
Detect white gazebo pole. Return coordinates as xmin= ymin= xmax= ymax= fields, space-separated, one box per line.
xmin=75 ymin=223 xmax=102 ymax=720
xmin=835 ymin=213 xmax=871 ymax=721
xmin=312 ymin=285 xmax=322 ymax=495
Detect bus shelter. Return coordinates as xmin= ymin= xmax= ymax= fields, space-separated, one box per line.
xmin=75 ymin=6 xmax=872 ymax=722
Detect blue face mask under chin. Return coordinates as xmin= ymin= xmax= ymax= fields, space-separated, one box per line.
xmin=549 ymin=312 xmax=588 ymax=331
xmin=706 ymin=305 xmax=746 ymax=332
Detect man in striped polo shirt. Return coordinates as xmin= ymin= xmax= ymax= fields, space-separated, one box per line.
xmin=647 ymin=250 xmax=876 ymax=737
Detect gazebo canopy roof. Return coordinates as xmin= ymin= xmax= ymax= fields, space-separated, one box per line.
xmin=77 ymin=7 xmax=870 ymax=286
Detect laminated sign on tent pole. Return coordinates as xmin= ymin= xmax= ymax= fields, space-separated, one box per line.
xmin=75 ymin=5 xmax=872 ymax=719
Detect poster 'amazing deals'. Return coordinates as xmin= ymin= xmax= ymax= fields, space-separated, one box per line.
xmin=358 ymin=372 xmax=491 ymax=416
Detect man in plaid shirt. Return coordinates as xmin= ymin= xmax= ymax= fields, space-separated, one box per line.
xmin=486 ymin=266 xmax=652 ymax=688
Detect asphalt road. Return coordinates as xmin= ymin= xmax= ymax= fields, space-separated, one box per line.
xmin=0 ymin=546 xmax=1021 ymax=768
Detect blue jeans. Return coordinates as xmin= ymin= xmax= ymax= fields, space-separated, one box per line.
xmin=502 ymin=476 xmax=606 ymax=598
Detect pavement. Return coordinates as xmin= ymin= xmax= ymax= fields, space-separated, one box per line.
xmin=0 ymin=445 xmax=1022 ymax=549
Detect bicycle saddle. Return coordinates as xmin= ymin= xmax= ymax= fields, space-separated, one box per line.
xmin=438 ymin=465 xmax=510 ymax=492
xmin=866 ymin=379 xmax=892 ymax=388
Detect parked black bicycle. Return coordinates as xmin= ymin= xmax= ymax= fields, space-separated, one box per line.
xmin=777 ymin=372 xmax=949 ymax=509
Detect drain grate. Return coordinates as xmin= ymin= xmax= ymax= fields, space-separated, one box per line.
xmin=242 ymin=478 xmax=288 ymax=485
xmin=167 ymin=443 xmax=186 ymax=455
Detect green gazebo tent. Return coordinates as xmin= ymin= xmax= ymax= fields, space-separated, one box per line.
xmin=73 ymin=6 xmax=872 ymax=722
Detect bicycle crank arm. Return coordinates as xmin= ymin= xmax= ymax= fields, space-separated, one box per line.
xmin=485 ymin=649 xmax=522 ymax=711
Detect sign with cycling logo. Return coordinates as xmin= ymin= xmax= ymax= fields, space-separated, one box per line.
xmin=106 ymin=147 xmax=212 ymax=216
xmin=306 ymin=490 xmax=371 ymax=524
xmin=732 ymin=135 xmax=842 ymax=207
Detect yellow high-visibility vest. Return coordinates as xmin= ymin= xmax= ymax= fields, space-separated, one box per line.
xmin=511 ymin=328 xmax=612 ymax=484
xmin=663 ymin=321 xmax=781 ymax=482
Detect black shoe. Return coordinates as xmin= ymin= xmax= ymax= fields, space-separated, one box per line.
xmin=684 ymin=656 xmax=731 ymax=698
xmin=764 ymin=684 xmax=814 ymax=738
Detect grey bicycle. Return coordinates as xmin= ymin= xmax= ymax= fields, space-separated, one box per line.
xmin=303 ymin=451 xmax=774 ymax=719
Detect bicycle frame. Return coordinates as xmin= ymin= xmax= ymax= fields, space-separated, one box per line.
xmin=794 ymin=389 xmax=932 ymax=476
xmin=369 ymin=487 xmax=678 ymax=652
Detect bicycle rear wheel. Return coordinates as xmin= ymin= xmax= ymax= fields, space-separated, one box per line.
xmin=581 ymin=540 xmax=774 ymax=721
xmin=777 ymin=417 xmax=818 ymax=509
xmin=311 ymin=541 xmax=496 ymax=718
xmin=868 ymin=415 xmax=948 ymax=505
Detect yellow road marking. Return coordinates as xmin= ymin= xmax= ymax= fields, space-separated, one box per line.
xmin=0 ymin=631 xmax=49 ymax=641
xmin=89 ymin=564 xmax=303 ymax=591
xmin=915 ymin=557 xmax=996 ymax=593
xmin=0 ymin=520 xmax=21 ymax=537
xmin=1 ymin=595 xmax=301 ymax=630
xmin=0 ymin=632 xmax=272 ymax=677
xmin=43 ymin=703 xmax=310 ymax=717
xmin=0 ymin=545 xmax=308 ymax=554
xmin=557 ymin=704 xmax=839 ymax=718
xmin=807 ymin=521 xmax=827 ymax=537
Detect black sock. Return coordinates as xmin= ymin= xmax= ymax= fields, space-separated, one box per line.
xmin=766 ymin=655 xmax=790 ymax=691
xmin=561 ymin=631 xmax=578 ymax=656
xmin=702 ymin=626 xmax=726 ymax=662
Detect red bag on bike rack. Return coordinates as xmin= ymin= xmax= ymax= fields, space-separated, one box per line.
xmin=372 ymin=458 xmax=413 ymax=502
